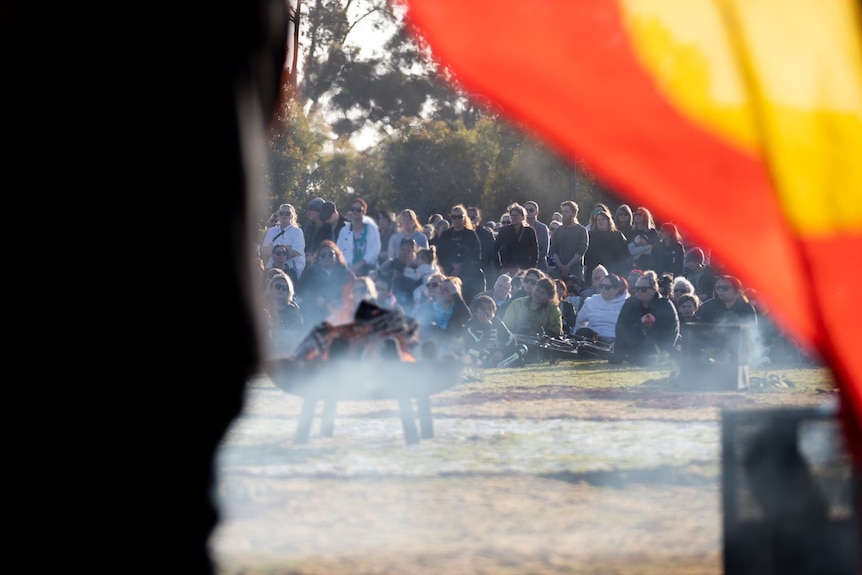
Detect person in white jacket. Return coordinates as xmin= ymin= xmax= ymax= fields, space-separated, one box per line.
xmin=573 ymin=272 xmax=629 ymax=342
xmin=336 ymin=197 xmax=381 ymax=275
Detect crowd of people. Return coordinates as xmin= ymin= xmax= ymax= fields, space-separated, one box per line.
xmin=256 ymin=197 xmax=803 ymax=367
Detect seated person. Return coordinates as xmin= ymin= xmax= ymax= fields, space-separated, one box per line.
xmin=413 ymin=274 xmax=472 ymax=358
xmin=695 ymin=275 xmax=759 ymax=364
xmin=573 ymin=273 xmax=629 ymax=343
xmin=464 ymin=295 xmax=527 ymax=368
xmin=502 ymin=277 xmax=563 ymax=337
xmin=611 ymin=270 xmax=680 ymax=365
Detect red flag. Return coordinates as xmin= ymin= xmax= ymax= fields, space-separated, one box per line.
xmin=402 ymin=0 xmax=862 ymax=452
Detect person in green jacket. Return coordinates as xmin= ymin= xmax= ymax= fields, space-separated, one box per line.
xmin=502 ymin=277 xmax=563 ymax=337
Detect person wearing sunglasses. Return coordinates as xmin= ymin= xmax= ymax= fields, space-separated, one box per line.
xmin=413 ymin=274 xmax=472 ymax=357
xmin=627 ymin=207 xmax=659 ymax=272
xmin=573 ymin=273 xmax=629 ymax=342
xmin=697 ymin=275 xmax=757 ymax=327
xmin=261 ymin=203 xmax=306 ymax=280
xmin=434 ymin=203 xmax=485 ymax=302
xmin=296 ymin=240 xmax=355 ymax=326
xmin=684 ymin=275 xmax=759 ymax=370
xmin=509 ymin=268 xmax=545 ymax=300
xmin=263 ymin=270 xmax=305 ymax=354
xmin=335 ymin=197 xmax=381 ymax=276
xmin=611 ymin=270 xmax=680 ymax=365
xmin=671 ymin=276 xmax=694 ymax=300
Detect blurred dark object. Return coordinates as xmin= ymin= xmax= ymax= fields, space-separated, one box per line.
xmin=723 ymin=404 xmax=860 ymax=574
xmin=679 ymin=323 xmax=750 ymax=390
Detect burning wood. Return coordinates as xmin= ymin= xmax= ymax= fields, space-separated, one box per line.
xmin=287 ymin=300 xmax=420 ymax=363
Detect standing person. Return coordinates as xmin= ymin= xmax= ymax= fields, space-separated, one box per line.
xmin=435 ymin=203 xmax=485 ymax=302
xmin=493 ymin=202 xmax=539 ymax=275
xmin=261 ymin=203 xmax=306 ymax=280
xmin=336 ymin=197 xmax=381 ymax=276
xmin=585 ymin=202 xmax=612 ymax=231
xmin=386 ymin=209 xmax=429 ymax=259
xmin=574 ymin=272 xmax=629 ymax=342
xmin=525 ymin=200 xmax=550 ymax=273
xmin=464 ymin=295 xmax=527 ymax=368
xmin=319 ymin=201 xmax=347 ymax=244
xmin=550 ymin=200 xmax=589 ymax=282
xmin=375 ymin=209 xmax=397 ymax=266
xmin=653 ymin=222 xmax=686 ymax=277
xmin=627 ymin=207 xmax=659 ymax=272
xmin=303 ymin=197 xmax=328 ymax=260
xmin=584 ymin=209 xmax=631 ymax=278
xmin=296 ymin=240 xmax=356 ymax=326
xmin=467 ymin=206 xmax=498 ymax=284
xmin=502 ymin=277 xmax=563 ymax=337
xmin=611 ymin=270 xmax=680 ymax=365
xmin=614 ymin=204 xmax=636 ymax=240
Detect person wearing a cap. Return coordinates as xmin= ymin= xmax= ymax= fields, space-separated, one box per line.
xmin=303 ymin=197 xmax=328 ymax=259
xmin=319 ymin=201 xmax=346 ymax=243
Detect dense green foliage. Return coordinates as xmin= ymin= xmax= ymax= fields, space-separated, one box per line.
xmin=262 ymin=0 xmax=625 ymax=223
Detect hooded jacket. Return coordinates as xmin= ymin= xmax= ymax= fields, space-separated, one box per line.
xmin=574 ymin=291 xmax=628 ymax=339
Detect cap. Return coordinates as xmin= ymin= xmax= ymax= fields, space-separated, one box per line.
xmin=306 ymin=197 xmax=325 ymax=211
xmin=320 ymin=201 xmax=336 ymax=221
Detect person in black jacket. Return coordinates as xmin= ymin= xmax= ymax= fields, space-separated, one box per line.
xmin=467 ymin=206 xmax=498 ymax=284
xmin=435 ymin=204 xmax=485 ymax=302
xmin=611 ymin=270 xmax=680 ymax=365
xmin=464 ymin=295 xmax=527 ymax=368
xmin=493 ymin=203 xmax=539 ymax=275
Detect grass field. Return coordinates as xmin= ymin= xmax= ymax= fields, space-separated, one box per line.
xmin=211 ymin=357 xmax=851 ymax=575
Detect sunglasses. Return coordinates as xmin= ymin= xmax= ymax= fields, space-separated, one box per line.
xmin=272 ymin=283 xmax=290 ymax=292
xmin=278 ymin=211 xmax=292 ymax=216
xmin=509 ymin=212 xmax=522 ymax=217
xmin=450 ymin=214 xmax=464 ymax=219
xmin=523 ymin=278 xmax=538 ymax=285
xmin=468 ymin=214 xmax=478 ymax=220
xmin=318 ymin=252 xmax=334 ymax=259
xmin=427 ymin=282 xmax=441 ymax=289
xmin=599 ymin=284 xmax=615 ymax=290
xmin=273 ymin=250 xmax=287 ymax=256
xmin=350 ymin=206 xmax=364 ymax=212
xmin=635 ymin=286 xmax=653 ymax=293
xmin=526 ymin=207 xmax=536 ymax=212
xmin=634 ymin=213 xmax=645 ymax=217
xmin=715 ymin=285 xmax=732 ymax=291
